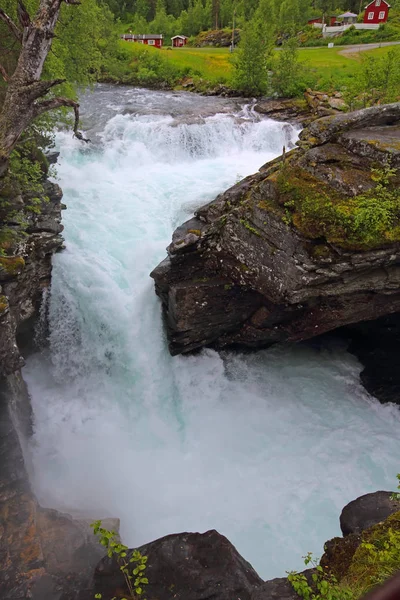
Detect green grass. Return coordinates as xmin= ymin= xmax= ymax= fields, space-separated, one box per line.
xmin=160 ymin=47 xmax=233 ymax=84
xmin=299 ymin=44 xmax=400 ymax=89
xmin=118 ymin=41 xmax=399 ymax=92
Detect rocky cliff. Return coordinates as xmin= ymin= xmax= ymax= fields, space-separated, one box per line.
xmin=0 ymin=159 xmax=115 ymax=599
xmin=151 ymin=104 xmax=400 ymax=367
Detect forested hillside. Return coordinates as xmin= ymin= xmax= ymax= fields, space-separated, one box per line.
xmin=104 ymin=0 xmax=400 ymax=38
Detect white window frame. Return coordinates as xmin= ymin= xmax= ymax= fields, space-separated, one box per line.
xmin=147 ymin=39 xmax=155 ymax=45
xmin=378 ymin=10 xmax=385 ymax=18
xmin=376 ymin=0 xmax=381 ymax=5
xmin=368 ymin=11 xmax=374 ymax=19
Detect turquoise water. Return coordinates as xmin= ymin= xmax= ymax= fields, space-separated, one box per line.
xmin=23 ymin=86 xmax=400 ymax=579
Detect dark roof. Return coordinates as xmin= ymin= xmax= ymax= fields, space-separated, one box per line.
xmin=120 ymin=34 xmax=163 ymax=40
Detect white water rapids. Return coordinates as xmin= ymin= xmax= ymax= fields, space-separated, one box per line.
xmin=23 ymin=86 xmax=400 ymax=580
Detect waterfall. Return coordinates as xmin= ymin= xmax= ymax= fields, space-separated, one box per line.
xmin=23 ymin=86 xmax=400 ymax=579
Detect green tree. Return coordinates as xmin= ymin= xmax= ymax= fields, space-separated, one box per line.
xmin=232 ymin=17 xmax=273 ymax=95
xmin=271 ymin=36 xmax=307 ymax=97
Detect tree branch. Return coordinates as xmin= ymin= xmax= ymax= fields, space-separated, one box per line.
xmin=0 ymin=63 xmax=9 ymax=82
xmin=0 ymin=9 xmax=22 ymax=42
xmin=25 ymin=78 xmax=66 ymax=100
xmin=33 ymin=97 xmax=90 ymax=142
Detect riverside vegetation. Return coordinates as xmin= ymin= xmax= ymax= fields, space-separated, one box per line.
xmin=91 ymin=521 xmax=149 ymax=600
xmin=287 ymin=475 xmax=400 ymax=599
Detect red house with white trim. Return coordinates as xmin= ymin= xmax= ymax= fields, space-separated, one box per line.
xmin=171 ymin=35 xmax=188 ymax=47
xmin=363 ymin=0 xmax=390 ymax=23
xmin=120 ymin=34 xmax=163 ymax=48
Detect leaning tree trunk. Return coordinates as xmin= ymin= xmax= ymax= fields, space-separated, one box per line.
xmin=0 ymin=0 xmax=83 ymax=177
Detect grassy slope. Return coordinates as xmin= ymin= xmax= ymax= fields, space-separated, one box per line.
xmin=119 ymin=41 xmax=398 ymax=90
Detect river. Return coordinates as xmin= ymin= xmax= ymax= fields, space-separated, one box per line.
xmin=23 ymin=85 xmax=400 ymax=579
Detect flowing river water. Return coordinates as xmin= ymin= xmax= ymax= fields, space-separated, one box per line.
xmin=23 ymin=85 xmax=400 ymax=579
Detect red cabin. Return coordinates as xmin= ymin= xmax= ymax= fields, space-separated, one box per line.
xmin=364 ymin=0 xmax=390 ymax=23
xmin=120 ymin=34 xmax=163 ymax=48
xmin=171 ymin=35 xmax=188 ymax=47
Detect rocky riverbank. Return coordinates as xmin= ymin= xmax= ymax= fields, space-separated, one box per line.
xmin=0 ymin=160 xmax=116 ymax=599
xmin=151 ymin=103 xmax=400 ymax=386
xmin=91 ymin=490 xmax=400 ymax=600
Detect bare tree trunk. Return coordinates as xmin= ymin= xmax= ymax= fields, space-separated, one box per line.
xmin=0 ymin=0 xmax=84 ymax=177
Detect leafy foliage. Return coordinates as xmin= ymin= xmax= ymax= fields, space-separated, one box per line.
xmin=91 ymin=521 xmax=149 ymax=600
xmin=288 ymin=553 xmax=354 ymax=600
xmin=231 ymin=18 xmax=273 ymax=96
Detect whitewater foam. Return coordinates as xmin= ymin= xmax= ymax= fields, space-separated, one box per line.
xmin=23 ymin=86 xmax=400 ymax=579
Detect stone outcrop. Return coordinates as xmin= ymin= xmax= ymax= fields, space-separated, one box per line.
xmin=0 ymin=175 xmax=64 ymax=375
xmin=321 ymin=492 xmax=400 ymax=586
xmin=91 ymin=491 xmax=400 ymax=600
xmin=151 ymin=103 xmax=400 ymax=363
xmin=340 ymin=491 xmax=400 ymax=536
xmin=0 ymin=160 xmax=115 ymax=599
xmin=94 ymin=530 xmax=263 ymax=600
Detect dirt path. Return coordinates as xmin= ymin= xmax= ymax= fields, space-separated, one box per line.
xmin=338 ymin=41 xmax=400 ymax=56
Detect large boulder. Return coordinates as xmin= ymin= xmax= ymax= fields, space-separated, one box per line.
xmin=94 ymin=530 xmax=264 ymax=600
xmin=151 ymin=104 xmax=400 ymax=364
xmin=340 ymin=491 xmax=400 ymax=536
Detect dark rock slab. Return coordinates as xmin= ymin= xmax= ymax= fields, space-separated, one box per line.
xmin=340 ymin=491 xmax=400 ymax=536
xmin=95 ymin=529 xmax=263 ymax=600
xmin=151 ymin=103 xmax=400 ymax=357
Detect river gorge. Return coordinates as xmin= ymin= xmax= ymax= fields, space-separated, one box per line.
xmin=7 ymin=86 xmax=400 ymax=585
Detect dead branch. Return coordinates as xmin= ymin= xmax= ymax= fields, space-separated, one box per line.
xmin=0 ymin=9 xmax=22 ymax=42
xmin=34 ymin=97 xmax=90 ymax=142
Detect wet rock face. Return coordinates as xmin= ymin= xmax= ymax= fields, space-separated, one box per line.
xmin=343 ymin=313 xmax=400 ymax=405
xmin=94 ymin=530 xmax=264 ymax=600
xmin=151 ymin=103 xmax=400 ymax=359
xmin=0 ymin=179 xmax=64 ymax=375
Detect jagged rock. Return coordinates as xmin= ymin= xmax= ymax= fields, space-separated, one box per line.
xmin=299 ymin=103 xmax=400 ymax=149
xmin=254 ymin=98 xmax=314 ymax=125
xmin=94 ymin=530 xmax=263 ymax=600
xmin=151 ymin=103 xmax=400 ymax=359
xmin=340 ymin=491 xmax=400 ymax=536
xmin=0 ymin=179 xmax=64 ymax=375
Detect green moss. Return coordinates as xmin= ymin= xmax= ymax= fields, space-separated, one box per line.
xmin=273 ymin=164 xmax=400 ymax=251
xmin=0 ymin=256 xmax=25 ymax=276
xmin=240 ymin=219 xmax=261 ymax=237
xmin=0 ymin=295 xmax=8 ymax=315
xmin=343 ymin=511 xmax=400 ymax=596
xmin=188 ymin=229 xmax=201 ymax=236
xmin=224 ymin=283 xmax=233 ymax=290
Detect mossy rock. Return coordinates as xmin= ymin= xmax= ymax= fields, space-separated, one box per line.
xmin=344 ymin=511 xmax=400 ymax=595
xmin=0 ymin=256 xmax=25 ymax=280
xmin=321 ymin=510 xmax=400 ymax=597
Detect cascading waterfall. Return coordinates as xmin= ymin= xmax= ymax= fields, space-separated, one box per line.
xmin=23 ymin=85 xmax=400 ymax=580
